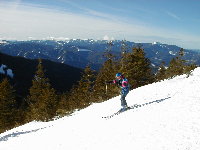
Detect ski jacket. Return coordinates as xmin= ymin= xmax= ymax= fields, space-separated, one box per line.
xmin=106 ymin=76 xmax=130 ymax=95
xmin=113 ymin=77 xmax=129 ymax=90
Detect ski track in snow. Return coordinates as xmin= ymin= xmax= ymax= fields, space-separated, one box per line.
xmin=1 ymin=68 xmax=200 ymax=150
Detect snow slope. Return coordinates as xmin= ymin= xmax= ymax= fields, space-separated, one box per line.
xmin=1 ymin=68 xmax=200 ymax=150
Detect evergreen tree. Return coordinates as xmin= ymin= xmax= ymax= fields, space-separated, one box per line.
xmin=164 ymin=48 xmax=198 ymax=79
xmin=119 ymin=40 xmax=130 ymax=73
xmin=27 ymin=59 xmax=58 ymax=122
xmin=67 ymin=65 xmax=96 ymax=110
xmin=121 ymin=45 xmax=154 ymax=89
xmin=79 ymin=65 xmax=96 ymax=104
xmin=166 ymin=48 xmax=186 ymax=78
xmin=184 ymin=63 xmax=198 ymax=77
xmin=93 ymin=41 xmax=118 ymax=102
xmin=156 ymin=61 xmax=167 ymax=81
xmin=179 ymin=48 xmax=198 ymax=76
xmin=56 ymin=92 xmax=71 ymax=116
xmin=0 ymin=78 xmax=17 ymax=133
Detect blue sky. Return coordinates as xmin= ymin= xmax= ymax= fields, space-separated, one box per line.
xmin=0 ymin=0 xmax=200 ymax=49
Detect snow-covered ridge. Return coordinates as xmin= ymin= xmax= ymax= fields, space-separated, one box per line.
xmin=0 ymin=40 xmax=7 ymax=45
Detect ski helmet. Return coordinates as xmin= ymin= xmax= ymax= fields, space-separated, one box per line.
xmin=116 ymin=73 xmax=122 ymax=78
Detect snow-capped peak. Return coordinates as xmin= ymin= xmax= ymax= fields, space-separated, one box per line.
xmin=152 ymin=41 xmax=162 ymax=45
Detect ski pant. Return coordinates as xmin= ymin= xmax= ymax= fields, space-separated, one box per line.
xmin=120 ymin=87 xmax=129 ymax=107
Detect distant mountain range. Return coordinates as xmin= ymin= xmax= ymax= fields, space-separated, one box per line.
xmin=0 ymin=39 xmax=200 ymax=71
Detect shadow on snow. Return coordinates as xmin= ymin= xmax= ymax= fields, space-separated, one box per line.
xmin=0 ymin=126 xmax=49 ymax=142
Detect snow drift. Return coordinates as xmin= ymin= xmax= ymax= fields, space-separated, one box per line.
xmin=1 ymin=68 xmax=200 ymax=150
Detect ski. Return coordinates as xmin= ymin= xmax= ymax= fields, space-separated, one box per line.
xmin=102 ymin=104 xmax=140 ymax=119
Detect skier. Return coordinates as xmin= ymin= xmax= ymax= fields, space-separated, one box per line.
xmin=106 ymin=73 xmax=130 ymax=111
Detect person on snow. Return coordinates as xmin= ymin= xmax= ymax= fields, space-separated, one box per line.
xmin=106 ymin=73 xmax=130 ymax=111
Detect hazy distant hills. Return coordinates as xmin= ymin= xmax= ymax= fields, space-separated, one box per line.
xmin=0 ymin=39 xmax=200 ymax=70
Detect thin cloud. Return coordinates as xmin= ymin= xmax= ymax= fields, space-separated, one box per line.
xmin=166 ymin=11 xmax=181 ymax=21
xmin=56 ymin=0 xmax=121 ymax=21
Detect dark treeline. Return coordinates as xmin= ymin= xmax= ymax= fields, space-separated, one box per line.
xmin=0 ymin=41 xmax=197 ymax=133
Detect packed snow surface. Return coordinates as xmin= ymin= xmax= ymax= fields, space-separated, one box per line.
xmin=1 ymin=68 xmax=200 ymax=150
